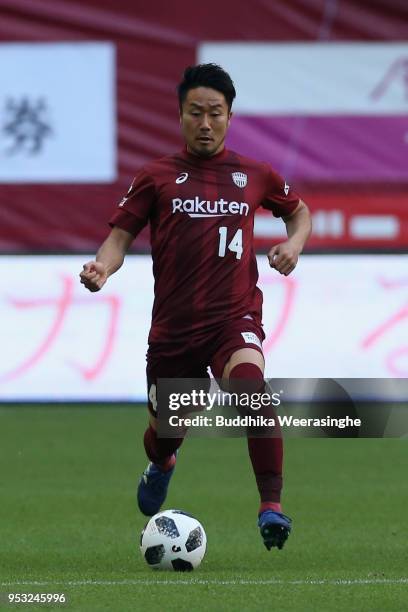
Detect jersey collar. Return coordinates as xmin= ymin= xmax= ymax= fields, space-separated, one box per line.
xmin=181 ymin=145 xmax=228 ymax=163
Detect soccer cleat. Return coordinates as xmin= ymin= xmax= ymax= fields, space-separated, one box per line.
xmin=258 ymin=510 xmax=292 ymax=551
xmin=137 ymin=455 xmax=176 ymax=516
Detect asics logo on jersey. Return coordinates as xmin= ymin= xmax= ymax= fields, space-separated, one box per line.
xmin=175 ymin=172 xmax=189 ymax=184
xmin=232 ymin=172 xmax=247 ymax=188
xmin=172 ymin=197 xmax=249 ymax=218
xmin=284 ymin=181 xmax=290 ymax=196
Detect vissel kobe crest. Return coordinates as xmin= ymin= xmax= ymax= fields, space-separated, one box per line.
xmin=232 ymin=172 xmax=247 ymax=188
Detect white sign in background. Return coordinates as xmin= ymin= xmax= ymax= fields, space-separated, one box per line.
xmin=199 ymin=42 xmax=408 ymax=114
xmin=0 ymin=43 xmax=116 ymax=182
xmin=0 ymin=255 xmax=407 ymax=401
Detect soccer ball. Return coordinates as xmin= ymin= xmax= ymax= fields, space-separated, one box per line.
xmin=140 ymin=509 xmax=207 ymax=571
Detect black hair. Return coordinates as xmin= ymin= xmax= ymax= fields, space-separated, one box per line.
xmin=177 ymin=63 xmax=236 ymax=111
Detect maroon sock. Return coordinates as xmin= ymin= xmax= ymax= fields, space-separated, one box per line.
xmin=259 ymin=501 xmax=282 ymax=514
xmin=229 ymin=363 xmax=283 ymax=506
xmin=247 ymin=436 xmax=283 ymax=504
xmin=143 ymin=425 xmax=185 ymax=471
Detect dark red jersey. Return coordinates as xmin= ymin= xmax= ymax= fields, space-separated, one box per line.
xmin=109 ymin=147 xmax=300 ymax=344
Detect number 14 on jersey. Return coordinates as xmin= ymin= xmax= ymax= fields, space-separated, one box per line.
xmin=218 ymin=227 xmax=243 ymax=260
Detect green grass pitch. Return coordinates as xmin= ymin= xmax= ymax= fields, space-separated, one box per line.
xmin=0 ymin=405 xmax=407 ymax=611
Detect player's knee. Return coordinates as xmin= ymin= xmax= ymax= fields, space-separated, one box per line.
xmin=228 ymin=363 xmax=279 ymax=437
xmin=222 ymin=348 xmax=264 ymax=379
xmin=149 ymin=414 xmax=158 ymax=431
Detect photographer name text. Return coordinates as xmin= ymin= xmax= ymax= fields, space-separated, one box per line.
xmin=168 ymin=414 xmax=361 ymax=429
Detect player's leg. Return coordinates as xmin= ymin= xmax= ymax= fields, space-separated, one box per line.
xmin=214 ymin=339 xmax=285 ymax=512
xmin=211 ymin=322 xmax=292 ymax=550
xmin=225 ymin=351 xmax=292 ymax=550
xmin=137 ymin=348 xmax=207 ymax=516
xmin=137 ymin=376 xmax=186 ymax=516
xmin=143 ymin=392 xmax=182 ymax=472
xmin=137 ymin=414 xmax=182 ymax=517
xmin=224 ymin=349 xmax=282 ymax=511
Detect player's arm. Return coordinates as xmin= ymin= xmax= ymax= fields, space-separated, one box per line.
xmin=80 ymin=226 xmax=134 ymax=292
xmin=268 ymin=199 xmax=312 ymax=276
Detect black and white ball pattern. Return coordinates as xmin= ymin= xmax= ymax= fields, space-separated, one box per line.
xmin=140 ymin=509 xmax=207 ymax=571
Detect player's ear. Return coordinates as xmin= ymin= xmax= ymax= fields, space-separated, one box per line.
xmin=228 ymin=111 xmax=233 ymax=126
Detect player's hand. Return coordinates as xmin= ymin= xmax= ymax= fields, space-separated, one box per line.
xmin=79 ymin=261 xmax=108 ymax=292
xmin=267 ymin=240 xmax=300 ymax=276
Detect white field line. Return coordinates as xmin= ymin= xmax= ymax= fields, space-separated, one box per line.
xmin=1 ymin=578 xmax=407 ymax=587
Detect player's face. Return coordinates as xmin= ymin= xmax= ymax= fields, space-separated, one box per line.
xmin=180 ymin=87 xmax=232 ymax=157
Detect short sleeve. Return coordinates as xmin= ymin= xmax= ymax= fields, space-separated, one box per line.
xmin=109 ymin=169 xmax=156 ymax=236
xmin=261 ymin=164 xmax=300 ymax=218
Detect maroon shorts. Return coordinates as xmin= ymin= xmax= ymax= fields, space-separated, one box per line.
xmin=146 ymin=316 xmax=264 ymax=416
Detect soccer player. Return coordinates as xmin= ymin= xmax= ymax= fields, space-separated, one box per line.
xmin=80 ymin=64 xmax=312 ymax=550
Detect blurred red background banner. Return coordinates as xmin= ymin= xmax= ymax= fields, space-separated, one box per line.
xmin=0 ymin=0 xmax=407 ymax=252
